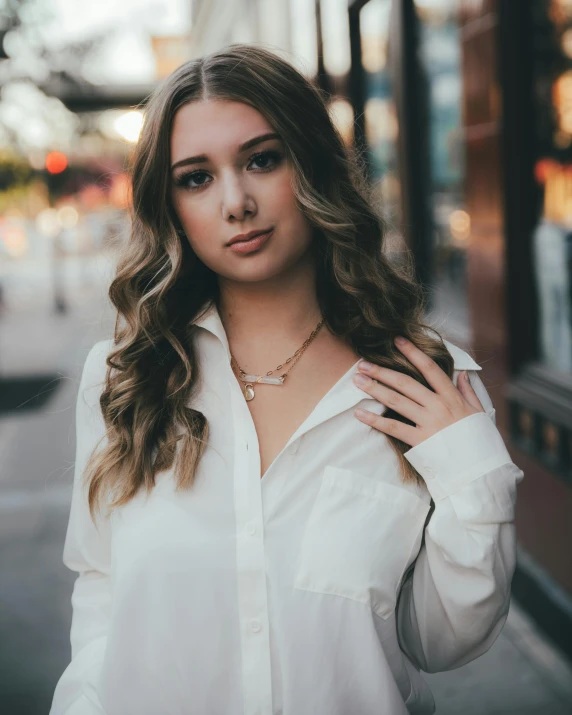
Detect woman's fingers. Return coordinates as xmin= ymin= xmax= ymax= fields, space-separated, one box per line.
xmin=353 ymin=373 xmax=426 ymax=425
xmin=356 ymin=360 xmax=440 ymax=410
xmin=393 ymin=336 xmax=460 ymax=400
xmin=457 ymin=371 xmax=486 ymax=412
xmin=353 ymin=344 xmax=487 ymax=448
xmin=354 ymin=408 xmax=421 ymax=447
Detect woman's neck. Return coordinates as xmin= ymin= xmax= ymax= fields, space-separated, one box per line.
xmin=217 ymin=259 xmax=323 ymax=367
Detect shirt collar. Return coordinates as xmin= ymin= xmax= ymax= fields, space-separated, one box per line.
xmin=442 ymin=339 xmax=482 ymax=371
xmin=192 ymin=300 xmax=231 ymax=359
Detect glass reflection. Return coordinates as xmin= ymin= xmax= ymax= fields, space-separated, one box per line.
xmin=415 ymin=0 xmax=469 ymax=341
xmin=360 ymin=0 xmax=403 ymax=240
xmin=532 ymin=0 xmax=572 ymax=373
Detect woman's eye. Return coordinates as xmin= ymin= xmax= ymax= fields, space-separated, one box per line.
xmin=248 ymin=150 xmax=282 ymax=170
xmin=176 ymin=171 xmax=210 ymax=190
xmin=174 ymin=150 xmax=282 ymax=191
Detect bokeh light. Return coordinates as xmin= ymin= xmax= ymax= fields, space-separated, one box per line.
xmin=45 ymin=151 xmax=68 ymax=174
xmin=57 ymin=205 xmax=79 ymax=229
xmin=113 ymin=111 xmax=144 ymax=143
xmin=36 ymin=208 xmax=61 ymax=237
xmin=449 ymin=209 xmax=471 ymax=240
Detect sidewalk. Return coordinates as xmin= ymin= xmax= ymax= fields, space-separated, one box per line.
xmin=424 ymin=600 xmax=572 ymax=714
xmin=0 ymin=252 xmax=117 ymax=378
xmin=0 ymin=274 xmax=117 ymax=714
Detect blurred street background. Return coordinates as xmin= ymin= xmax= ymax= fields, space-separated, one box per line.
xmin=0 ymin=0 xmax=572 ymax=713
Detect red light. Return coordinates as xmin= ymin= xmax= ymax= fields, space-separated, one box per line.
xmin=45 ymin=151 xmax=68 ymax=174
xmin=534 ymin=158 xmax=557 ymax=184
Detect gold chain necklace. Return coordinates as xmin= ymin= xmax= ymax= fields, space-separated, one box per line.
xmin=230 ymin=318 xmax=325 ymax=401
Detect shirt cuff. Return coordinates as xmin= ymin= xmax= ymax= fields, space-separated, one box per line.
xmin=403 ymin=412 xmax=513 ymax=501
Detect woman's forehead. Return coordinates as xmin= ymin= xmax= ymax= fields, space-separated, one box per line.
xmin=170 ymin=100 xmax=274 ymax=160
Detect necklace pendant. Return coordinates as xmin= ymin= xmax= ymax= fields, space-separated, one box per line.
xmin=231 ymin=318 xmax=323 ymax=403
xmin=240 ymin=374 xmax=284 ymax=386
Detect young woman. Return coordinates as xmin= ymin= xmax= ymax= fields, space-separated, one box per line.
xmin=50 ymin=44 xmax=524 ymax=715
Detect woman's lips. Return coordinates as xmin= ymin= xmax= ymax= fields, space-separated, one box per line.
xmin=227 ymin=229 xmax=273 ymax=254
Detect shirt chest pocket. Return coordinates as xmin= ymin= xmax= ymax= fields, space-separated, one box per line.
xmin=293 ymin=466 xmax=431 ymax=620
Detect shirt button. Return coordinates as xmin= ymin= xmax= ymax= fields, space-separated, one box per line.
xmin=250 ymin=618 xmax=261 ymax=632
xmin=246 ymin=522 xmax=257 ymax=536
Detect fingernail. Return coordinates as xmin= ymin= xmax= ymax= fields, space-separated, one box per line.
xmin=395 ymin=336 xmax=407 ymax=345
xmin=354 ymin=373 xmax=369 ymax=386
xmin=358 ymin=360 xmax=373 ymax=371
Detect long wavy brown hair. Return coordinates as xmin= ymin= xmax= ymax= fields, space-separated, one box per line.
xmin=85 ymin=43 xmax=454 ymax=521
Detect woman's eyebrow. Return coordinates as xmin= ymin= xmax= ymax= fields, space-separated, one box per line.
xmin=171 ymin=132 xmax=281 ymax=172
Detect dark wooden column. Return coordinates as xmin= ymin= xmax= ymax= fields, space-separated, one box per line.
xmin=348 ymin=0 xmax=370 ymax=176
xmin=389 ymin=0 xmax=432 ymax=290
xmin=459 ymin=0 xmax=508 ymax=425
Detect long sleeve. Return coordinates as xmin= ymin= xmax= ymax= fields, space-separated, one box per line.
xmin=50 ymin=341 xmax=113 ymax=715
xmin=396 ymin=369 xmax=525 ymax=674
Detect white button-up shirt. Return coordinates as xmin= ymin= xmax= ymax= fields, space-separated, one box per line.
xmin=50 ymin=302 xmax=524 ymax=715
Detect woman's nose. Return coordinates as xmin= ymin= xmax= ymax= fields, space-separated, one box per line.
xmin=221 ymin=174 xmax=255 ymax=220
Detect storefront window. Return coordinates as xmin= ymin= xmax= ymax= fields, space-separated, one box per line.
xmin=414 ymin=0 xmax=470 ymax=339
xmin=531 ymin=0 xmax=572 ymax=373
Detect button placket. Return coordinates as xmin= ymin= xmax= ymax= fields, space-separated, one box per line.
xmin=229 ymin=382 xmax=273 ymax=715
xmin=262 ymin=436 xmax=303 ymax=524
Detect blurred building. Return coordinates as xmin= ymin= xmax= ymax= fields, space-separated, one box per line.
xmin=152 ymin=35 xmax=193 ymax=80
xmin=190 ymin=0 xmax=319 ymax=76
xmin=188 ymin=0 xmax=572 ymax=658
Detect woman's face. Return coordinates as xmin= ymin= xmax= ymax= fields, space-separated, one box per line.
xmin=169 ymin=99 xmax=314 ymax=284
